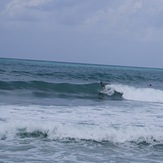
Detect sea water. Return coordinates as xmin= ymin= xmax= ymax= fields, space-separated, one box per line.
xmin=0 ymin=58 xmax=163 ymax=163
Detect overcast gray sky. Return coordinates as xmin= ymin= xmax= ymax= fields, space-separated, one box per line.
xmin=0 ymin=0 xmax=163 ymax=68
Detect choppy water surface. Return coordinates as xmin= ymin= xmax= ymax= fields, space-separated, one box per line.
xmin=0 ymin=58 xmax=163 ymax=162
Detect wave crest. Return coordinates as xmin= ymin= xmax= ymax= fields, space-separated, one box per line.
xmin=110 ymin=84 xmax=163 ymax=103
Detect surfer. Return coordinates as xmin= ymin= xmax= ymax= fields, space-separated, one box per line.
xmin=100 ymin=81 xmax=105 ymax=90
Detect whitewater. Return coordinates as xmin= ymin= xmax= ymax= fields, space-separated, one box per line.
xmin=0 ymin=58 xmax=163 ymax=163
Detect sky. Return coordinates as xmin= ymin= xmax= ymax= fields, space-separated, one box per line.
xmin=0 ymin=0 xmax=163 ymax=68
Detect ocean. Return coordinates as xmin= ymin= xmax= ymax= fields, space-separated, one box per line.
xmin=0 ymin=58 xmax=163 ymax=163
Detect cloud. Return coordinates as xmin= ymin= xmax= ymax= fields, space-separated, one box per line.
xmin=1 ymin=0 xmax=163 ymax=41
xmin=4 ymin=0 xmax=52 ymax=12
xmin=84 ymin=0 xmax=163 ymax=41
xmin=1 ymin=0 xmax=52 ymax=21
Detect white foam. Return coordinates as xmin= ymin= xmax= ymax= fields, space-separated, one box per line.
xmin=1 ymin=104 xmax=163 ymax=144
xmin=1 ymin=120 xmax=163 ymax=144
xmin=107 ymin=84 xmax=163 ymax=103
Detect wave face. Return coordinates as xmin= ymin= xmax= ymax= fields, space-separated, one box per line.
xmin=1 ymin=80 xmax=163 ymax=103
xmin=0 ymin=81 xmax=99 ymax=101
xmin=0 ymin=80 xmax=98 ymax=93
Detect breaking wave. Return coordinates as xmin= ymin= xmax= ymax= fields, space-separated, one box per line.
xmin=109 ymin=84 xmax=163 ymax=103
xmin=1 ymin=80 xmax=163 ymax=102
xmin=1 ymin=122 xmax=163 ymax=146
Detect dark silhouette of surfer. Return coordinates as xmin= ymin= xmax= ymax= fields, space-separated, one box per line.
xmin=100 ymin=81 xmax=105 ymax=90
